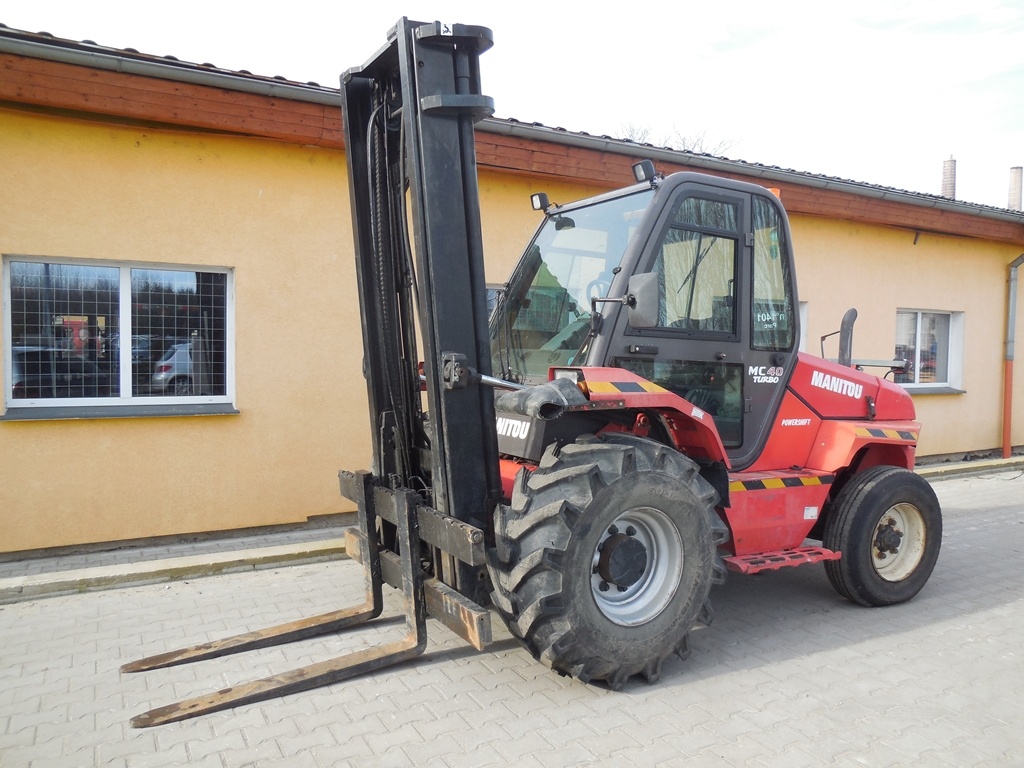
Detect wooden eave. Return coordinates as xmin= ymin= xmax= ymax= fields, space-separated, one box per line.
xmin=476 ymin=130 xmax=1024 ymax=246
xmin=3 ymin=51 xmax=1023 ymax=247
xmin=0 ymin=52 xmax=344 ymax=148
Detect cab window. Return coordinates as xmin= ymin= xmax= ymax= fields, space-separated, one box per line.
xmin=751 ymin=196 xmax=795 ymax=351
xmin=652 ymin=197 xmax=739 ymax=336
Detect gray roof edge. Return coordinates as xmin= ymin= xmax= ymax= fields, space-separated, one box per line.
xmin=0 ymin=26 xmax=341 ymax=106
xmin=478 ymin=119 xmax=1024 ymax=226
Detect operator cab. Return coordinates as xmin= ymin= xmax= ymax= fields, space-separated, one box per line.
xmin=490 ymin=169 xmax=799 ymax=470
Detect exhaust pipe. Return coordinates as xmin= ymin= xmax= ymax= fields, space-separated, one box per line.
xmin=837 ymin=308 xmax=858 ymax=368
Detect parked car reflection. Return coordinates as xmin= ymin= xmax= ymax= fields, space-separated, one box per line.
xmin=106 ymin=333 xmax=154 ymax=389
xmin=11 ymin=346 xmax=113 ymax=399
xmin=107 ymin=334 xmax=155 ymax=363
xmin=149 ymin=342 xmax=195 ymax=395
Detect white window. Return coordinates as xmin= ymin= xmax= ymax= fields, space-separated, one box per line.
xmin=894 ymin=309 xmax=963 ymax=390
xmin=3 ymin=257 xmax=234 ymax=413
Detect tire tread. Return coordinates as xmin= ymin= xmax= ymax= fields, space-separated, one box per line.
xmin=489 ymin=434 xmax=724 ymax=688
xmin=823 ymin=465 xmax=941 ymax=607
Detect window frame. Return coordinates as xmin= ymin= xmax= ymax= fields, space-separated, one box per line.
xmin=750 ymin=194 xmax=796 ymax=352
xmin=894 ymin=307 xmax=965 ymax=394
xmin=2 ymin=255 xmax=237 ymax=419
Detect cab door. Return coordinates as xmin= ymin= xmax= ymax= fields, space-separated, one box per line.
xmin=605 ymin=178 xmax=798 ymax=469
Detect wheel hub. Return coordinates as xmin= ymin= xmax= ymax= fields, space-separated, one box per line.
xmin=870 ymin=502 xmax=928 ymax=583
xmin=874 ymin=517 xmax=904 ymax=558
xmin=590 ymin=508 xmax=684 ymax=627
xmin=598 ymin=532 xmax=648 ymax=588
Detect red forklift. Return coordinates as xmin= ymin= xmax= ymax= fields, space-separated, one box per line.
xmin=124 ymin=18 xmax=940 ymax=725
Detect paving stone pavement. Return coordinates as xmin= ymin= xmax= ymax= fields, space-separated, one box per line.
xmin=1 ymin=469 xmax=1023 ymax=767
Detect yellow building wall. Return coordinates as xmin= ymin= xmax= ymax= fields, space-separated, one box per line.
xmin=478 ymin=174 xmax=607 ymax=281
xmin=1 ymin=109 xmax=367 ymax=552
xmin=2 ymin=107 xmax=1021 ymax=554
xmin=789 ymin=213 xmax=1024 ymax=456
xmin=0 ymin=110 xmax=607 ymax=553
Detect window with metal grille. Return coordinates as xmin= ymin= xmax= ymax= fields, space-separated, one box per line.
xmin=3 ymin=257 xmax=233 ymax=413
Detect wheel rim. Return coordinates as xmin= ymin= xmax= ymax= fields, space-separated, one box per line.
xmin=591 ymin=506 xmax=683 ymax=626
xmin=871 ymin=502 xmax=927 ymax=582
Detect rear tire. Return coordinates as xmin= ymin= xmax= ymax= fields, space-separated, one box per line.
xmin=823 ymin=465 xmax=941 ymax=606
xmin=488 ymin=434 xmax=722 ymax=689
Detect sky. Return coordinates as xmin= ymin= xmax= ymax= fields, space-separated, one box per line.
xmin=4 ymin=0 xmax=1023 ymax=209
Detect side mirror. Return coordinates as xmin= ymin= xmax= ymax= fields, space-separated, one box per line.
xmin=626 ymin=272 xmax=659 ymax=329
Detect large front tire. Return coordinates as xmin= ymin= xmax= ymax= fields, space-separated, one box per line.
xmin=488 ymin=434 xmax=722 ymax=690
xmin=823 ymin=465 xmax=942 ymax=607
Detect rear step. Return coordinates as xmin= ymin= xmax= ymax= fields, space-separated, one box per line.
xmin=723 ymin=546 xmax=841 ymax=575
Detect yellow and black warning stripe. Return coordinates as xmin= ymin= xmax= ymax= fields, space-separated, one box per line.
xmin=855 ymin=427 xmax=918 ymax=442
xmin=586 ymin=380 xmax=667 ymax=395
xmin=729 ymin=475 xmax=835 ymax=493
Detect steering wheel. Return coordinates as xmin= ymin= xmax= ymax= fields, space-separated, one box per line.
xmin=586 ymin=278 xmax=611 ymax=299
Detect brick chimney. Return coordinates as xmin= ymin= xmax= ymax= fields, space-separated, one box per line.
xmin=942 ymin=156 xmax=956 ymax=199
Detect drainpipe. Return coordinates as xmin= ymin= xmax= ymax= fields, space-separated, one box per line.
xmin=1004 ymin=254 xmax=1024 ymax=458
